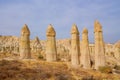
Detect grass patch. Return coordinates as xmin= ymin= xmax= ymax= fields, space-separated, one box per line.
xmin=98 ymin=66 xmax=112 ymax=74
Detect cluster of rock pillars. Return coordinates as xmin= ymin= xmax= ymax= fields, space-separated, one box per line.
xmin=19 ymin=20 xmax=105 ymax=70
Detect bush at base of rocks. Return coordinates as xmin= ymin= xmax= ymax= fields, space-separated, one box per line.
xmin=98 ymin=66 xmax=112 ymax=74
xmin=38 ymin=54 xmax=44 ymax=60
xmin=114 ymin=65 xmax=120 ymax=70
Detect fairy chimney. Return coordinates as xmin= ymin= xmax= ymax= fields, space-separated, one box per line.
xmin=19 ymin=24 xmax=31 ymax=59
xmin=46 ymin=24 xmax=57 ymax=62
xmin=81 ymin=28 xmax=91 ymax=69
xmin=71 ymin=24 xmax=80 ymax=67
xmin=94 ymin=20 xmax=106 ymax=69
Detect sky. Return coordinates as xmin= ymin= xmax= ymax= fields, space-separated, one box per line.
xmin=0 ymin=0 xmax=120 ymax=43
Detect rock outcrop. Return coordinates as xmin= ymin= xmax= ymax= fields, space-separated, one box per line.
xmin=46 ymin=24 xmax=57 ymax=62
xmin=81 ymin=28 xmax=91 ymax=69
xmin=19 ymin=24 xmax=31 ymax=59
xmin=71 ymin=24 xmax=80 ymax=67
xmin=94 ymin=20 xmax=106 ymax=69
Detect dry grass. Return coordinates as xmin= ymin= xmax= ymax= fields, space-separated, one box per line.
xmin=0 ymin=53 xmax=120 ymax=80
xmin=71 ymin=67 xmax=120 ymax=80
xmin=0 ymin=52 xmax=19 ymax=59
xmin=0 ymin=60 xmax=75 ymax=80
xmin=0 ymin=59 xmax=120 ymax=80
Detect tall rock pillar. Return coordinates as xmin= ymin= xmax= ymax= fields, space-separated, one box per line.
xmin=19 ymin=24 xmax=31 ymax=59
xmin=71 ymin=24 xmax=80 ymax=67
xmin=94 ymin=20 xmax=106 ymax=69
xmin=46 ymin=24 xmax=57 ymax=62
xmin=81 ymin=28 xmax=91 ymax=69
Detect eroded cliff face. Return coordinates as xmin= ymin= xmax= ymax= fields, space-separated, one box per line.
xmin=0 ymin=35 xmax=120 ymax=65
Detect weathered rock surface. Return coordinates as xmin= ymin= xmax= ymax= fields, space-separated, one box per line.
xmin=19 ymin=24 xmax=31 ymax=59
xmin=70 ymin=24 xmax=80 ymax=67
xmin=94 ymin=20 xmax=106 ymax=69
xmin=81 ymin=28 xmax=91 ymax=69
xmin=46 ymin=24 xmax=57 ymax=62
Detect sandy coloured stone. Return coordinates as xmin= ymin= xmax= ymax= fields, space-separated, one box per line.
xmin=81 ymin=28 xmax=91 ymax=69
xmin=34 ymin=37 xmax=41 ymax=48
xmin=46 ymin=24 xmax=57 ymax=62
xmin=19 ymin=24 xmax=31 ymax=59
xmin=94 ymin=20 xmax=106 ymax=69
xmin=114 ymin=41 xmax=120 ymax=60
xmin=71 ymin=24 xmax=80 ymax=67
xmin=32 ymin=36 xmax=42 ymax=53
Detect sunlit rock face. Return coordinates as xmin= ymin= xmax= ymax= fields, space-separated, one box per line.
xmin=19 ymin=24 xmax=31 ymax=59
xmin=94 ymin=20 xmax=106 ymax=69
xmin=46 ymin=24 xmax=57 ymax=62
xmin=113 ymin=41 xmax=120 ymax=60
xmin=56 ymin=39 xmax=71 ymax=61
xmin=81 ymin=28 xmax=91 ymax=69
xmin=0 ymin=36 xmax=19 ymax=54
xmin=70 ymin=24 xmax=80 ymax=67
xmin=31 ymin=36 xmax=42 ymax=53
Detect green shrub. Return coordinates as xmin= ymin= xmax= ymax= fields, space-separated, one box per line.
xmin=114 ymin=65 xmax=120 ymax=70
xmin=98 ymin=66 xmax=112 ymax=73
xmin=38 ymin=54 xmax=44 ymax=59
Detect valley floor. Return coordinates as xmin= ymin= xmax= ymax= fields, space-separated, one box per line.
xmin=0 ymin=59 xmax=120 ymax=80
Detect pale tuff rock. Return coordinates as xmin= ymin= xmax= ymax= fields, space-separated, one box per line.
xmin=56 ymin=39 xmax=71 ymax=61
xmin=0 ymin=36 xmax=19 ymax=53
xmin=46 ymin=24 xmax=57 ymax=62
xmin=46 ymin=24 xmax=56 ymax=37
xmin=57 ymin=44 xmax=70 ymax=61
xmin=71 ymin=24 xmax=79 ymax=35
xmin=94 ymin=20 xmax=102 ymax=32
xmin=35 ymin=37 xmax=42 ymax=49
xmin=33 ymin=37 xmax=42 ymax=49
xmin=114 ymin=41 xmax=120 ymax=60
xmin=94 ymin=20 xmax=106 ymax=69
xmin=71 ymin=24 xmax=80 ymax=67
xmin=19 ymin=24 xmax=31 ymax=59
xmin=21 ymin=24 xmax=30 ymax=36
xmin=81 ymin=28 xmax=91 ymax=69
xmin=105 ymin=44 xmax=115 ymax=58
xmin=31 ymin=37 xmax=42 ymax=53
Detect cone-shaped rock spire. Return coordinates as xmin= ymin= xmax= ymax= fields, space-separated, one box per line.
xmin=19 ymin=24 xmax=31 ymax=59
xmin=71 ymin=24 xmax=79 ymax=35
xmin=81 ymin=27 xmax=91 ymax=69
xmin=34 ymin=36 xmax=40 ymax=44
xmin=46 ymin=24 xmax=57 ymax=62
xmin=32 ymin=36 xmax=42 ymax=53
xmin=94 ymin=20 xmax=102 ymax=32
xmin=94 ymin=20 xmax=106 ymax=69
xmin=21 ymin=24 xmax=30 ymax=36
xmin=71 ymin=24 xmax=80 ymax=67
xmin=46 ymin=24 xmax=56 ymax=37
xmin=33 ymin=36 xmax=41 ymax=47
xmin=82 ymin=27 xmax=88 ymax=33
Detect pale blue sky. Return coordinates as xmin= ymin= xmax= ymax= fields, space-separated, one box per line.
xmin=0 ymin=0 xmax=120 ymax=43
